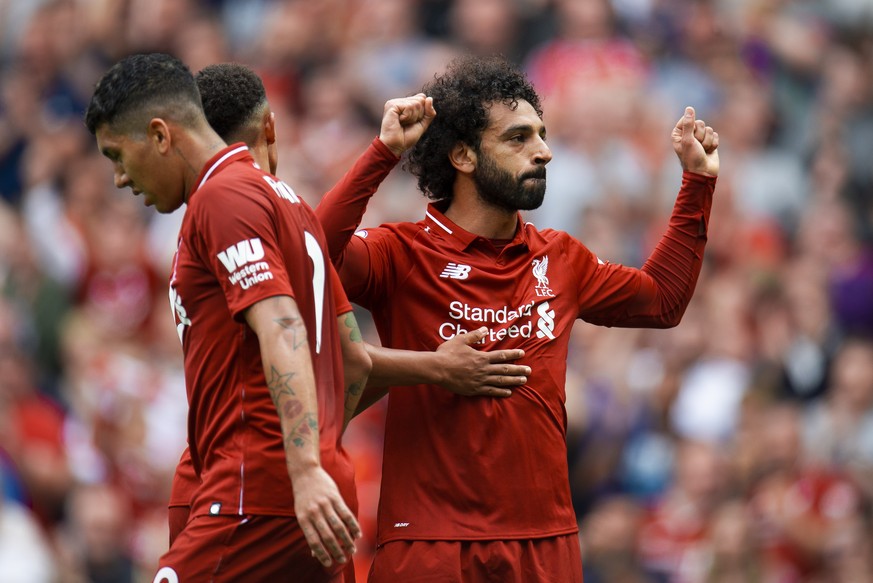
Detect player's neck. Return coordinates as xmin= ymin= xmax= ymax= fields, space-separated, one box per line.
xmin=444 ymin=190 xmax=518 ymax=240
xmin=180 ymin=126 xmax=229 ymax=201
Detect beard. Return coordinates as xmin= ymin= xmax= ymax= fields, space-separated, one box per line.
xmin=473 ymin=151 xmax=546 ymax=212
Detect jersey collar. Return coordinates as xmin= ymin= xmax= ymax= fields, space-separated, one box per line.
xmin=190 ymin=143 xmax=252 ymax=199
xmin=423 ymin=202 xmax=531 ymax=252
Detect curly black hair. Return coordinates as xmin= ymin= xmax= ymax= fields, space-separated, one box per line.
xmin=85 ymin=53 xmax=202 ymax=135
xmin=196 ymin=63 xmax=267 ymax=144
xmin=405 ymin=55 xmax=542 ymax=202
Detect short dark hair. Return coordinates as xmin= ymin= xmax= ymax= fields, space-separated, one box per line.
xmin=196 ymin=63 xmax=267 ymax=144
xmin=406 ymin=55 xmax=543 ymax=201
xmin=84 ymin=53 xmax=203 ymax=135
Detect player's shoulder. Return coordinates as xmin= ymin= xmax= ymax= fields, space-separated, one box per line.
xmin=204 ymin=160 xmax=281 ymax=197
xmin=522 ymin=221 xmax=602 ymax=265
xmin=352 ymin=218 xmax=422 ymax=240
xmin=522 ymin=220 xmax=574 ymax=245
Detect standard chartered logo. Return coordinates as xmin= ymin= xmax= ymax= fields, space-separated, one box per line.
xmin=438 ymin=299 xmax=557 ymax=343
xmin=536 ymin=301 xmax=556 ymax=339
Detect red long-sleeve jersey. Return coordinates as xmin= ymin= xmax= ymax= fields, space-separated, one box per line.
xmin=316 ymin=139 xmax=716 ymax=543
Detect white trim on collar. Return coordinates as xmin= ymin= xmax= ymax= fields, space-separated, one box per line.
xmin=425 ymin=210 xmax=453 ymax=235
xmin=196 ymin=145 xmax=249 ymax=192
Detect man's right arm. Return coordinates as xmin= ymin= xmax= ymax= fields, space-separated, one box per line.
xmin=317 ymin=96 xmax=529 ymax=417
xmin=349 ymin=329 xmax=531 ymax=419
xmin=315 ymin=94 xmax=436 ymax=265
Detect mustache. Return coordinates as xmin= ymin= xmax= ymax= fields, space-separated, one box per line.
xmin=520 ymin=167 xmax=546 ymax=180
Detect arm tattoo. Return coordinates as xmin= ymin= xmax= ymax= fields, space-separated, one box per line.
xmin=273 ymin=314 xmax=309 ymax=350
xmin=286 ymin=413 xmax=319 ymax=449
xmin=267 ymin=366 xmax=317 ymax=449
xmin=344 ymin=380 xmax=364 ymax=419
xmin=343 ymin=312 xmax=362 ymax=343
xmin=266 ymin=365 xmax=296 ymax=400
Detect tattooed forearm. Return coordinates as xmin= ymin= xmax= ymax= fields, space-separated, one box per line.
xmin=344 ymin=380 xmax=365 ymax=419
xmin=267 ymin=365 xmax=318 ymax=449
xmin=344 ymin=312 xmax=363 ymax=343
xmin=340 ymin=311 xmax=370 ymax=428
xmin=266 ymin=365 xmax=296 ymax=403
xmin=284 ymin=412 xmax=319 ymax=449
xmin=273 ymin=314 xmax=309 ymax=350
xmin=269 ymin=373 xmax=319 ymax=450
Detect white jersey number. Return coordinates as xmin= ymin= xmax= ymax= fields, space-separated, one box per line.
xmin=153 ymin=567 xmax=179 ymax=583
xmin=304 ymin=231 xmax=325 ymax=353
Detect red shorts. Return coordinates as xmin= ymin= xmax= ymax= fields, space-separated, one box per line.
xmin=155 ymin=514 xmax=346 ymax=582
xmin=367 ymin=535 xmax=583 ymax=583
xmin=166 ymin=506 xmax=189 ymax=548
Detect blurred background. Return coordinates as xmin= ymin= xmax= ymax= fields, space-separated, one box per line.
xmin=0 ymin=0 xmax=872 ymax=581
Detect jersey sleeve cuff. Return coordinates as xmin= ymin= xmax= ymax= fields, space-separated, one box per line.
xmin=681 ymin=169 xmax=718 ymax=184
xmin=371 ymin=137 xmax=402 ymax=162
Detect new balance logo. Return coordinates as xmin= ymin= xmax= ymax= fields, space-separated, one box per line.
xmin=440 ymin=263 xmax=471 ymax=280
xmin=217 ymin=238 xmax=265 ymax=272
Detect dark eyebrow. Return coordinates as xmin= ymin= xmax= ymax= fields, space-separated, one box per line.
xmin=499 ymin=123 xmax=547 ymax=139
xmin=500 ymin=124 xmax=533 ymax=136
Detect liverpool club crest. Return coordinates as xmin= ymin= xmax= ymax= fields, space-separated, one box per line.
xmin=531 ymin=256 xmax=554 ymax=297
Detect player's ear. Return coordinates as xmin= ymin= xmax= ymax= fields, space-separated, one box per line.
xmin=147 ymin=118 xmax=172 ymax=154
xmin=449 ymin=142 xmax=475 ymax=174
xmin=264 ymin=110 xmax=276 ymax=146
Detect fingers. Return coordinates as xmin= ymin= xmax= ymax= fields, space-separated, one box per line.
xmin=674 ymin=106 xmax=695 ymax=135
xmin=701 ymin=126 xmax=718 ymax=153
xmin=672 ymin=105 xmax=718 ymax=175
xmin=312 ymin=515 xmax=345 ymax=566
xmin=487 ymin=363 xmax=529 ymax=386
xmin=681 ymin=106 xmax=717 ymax=151
xmin=301 ymin=519 xmax=333 ymax=567
xmin=693 ymin=119 xmax=706 ymax=142
xmin=485 ymin=348 xmax=525 ymax=363
xmin=464 ymin=364 xmax=530 ymax=397
xmin=393 ymin=93 xmax=430 ymax=125
xmin=476 ymin=386 xmax=514 ymax=398
xmin=457 ymin=326 xmax=488 ymax=346
xmin=468 ymin=371 xmax=527 ymax=397
xmin=303 ymin=503 xmax=360 ymax=568
xmin=423 ymin=96 xmax=436 ymax=123
xmin=336 ymin=501 xmax=362 ymax=543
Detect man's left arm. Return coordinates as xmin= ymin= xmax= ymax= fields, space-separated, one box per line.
xmin=583 ymin=106 xmax=718 ymax=328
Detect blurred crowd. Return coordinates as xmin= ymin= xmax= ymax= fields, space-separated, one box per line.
xmin=0 ymin=0 xmax=872 ymax=581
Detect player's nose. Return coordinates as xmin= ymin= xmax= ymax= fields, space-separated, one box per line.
xmin=533 ymin=135 xmax=552 ymax=165
xmin=114 ymin=168 xmax=131 ymax=189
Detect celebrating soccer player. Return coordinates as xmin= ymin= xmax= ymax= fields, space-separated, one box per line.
xmin=315 ymin=54 xmax=719 ymax=581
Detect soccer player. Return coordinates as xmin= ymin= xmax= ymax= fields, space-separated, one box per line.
xmin=166 ymin=62 xmax=532 ymax=581
xmin=85 ymin=53 xmax=361 ymax=581
xmin=315 ymin=55 xmax=720 ymax=581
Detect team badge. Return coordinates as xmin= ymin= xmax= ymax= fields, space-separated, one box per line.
xmin=532 ymin=256 xmax=554 ymax=297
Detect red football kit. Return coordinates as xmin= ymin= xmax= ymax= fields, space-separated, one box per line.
xmin=316 ymin=140 xmax=715 ymax=549
xmin=167 ymin=266 xmax=356 ymax=545
xmin=162 ymin=144 xmax=354 ymax=528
